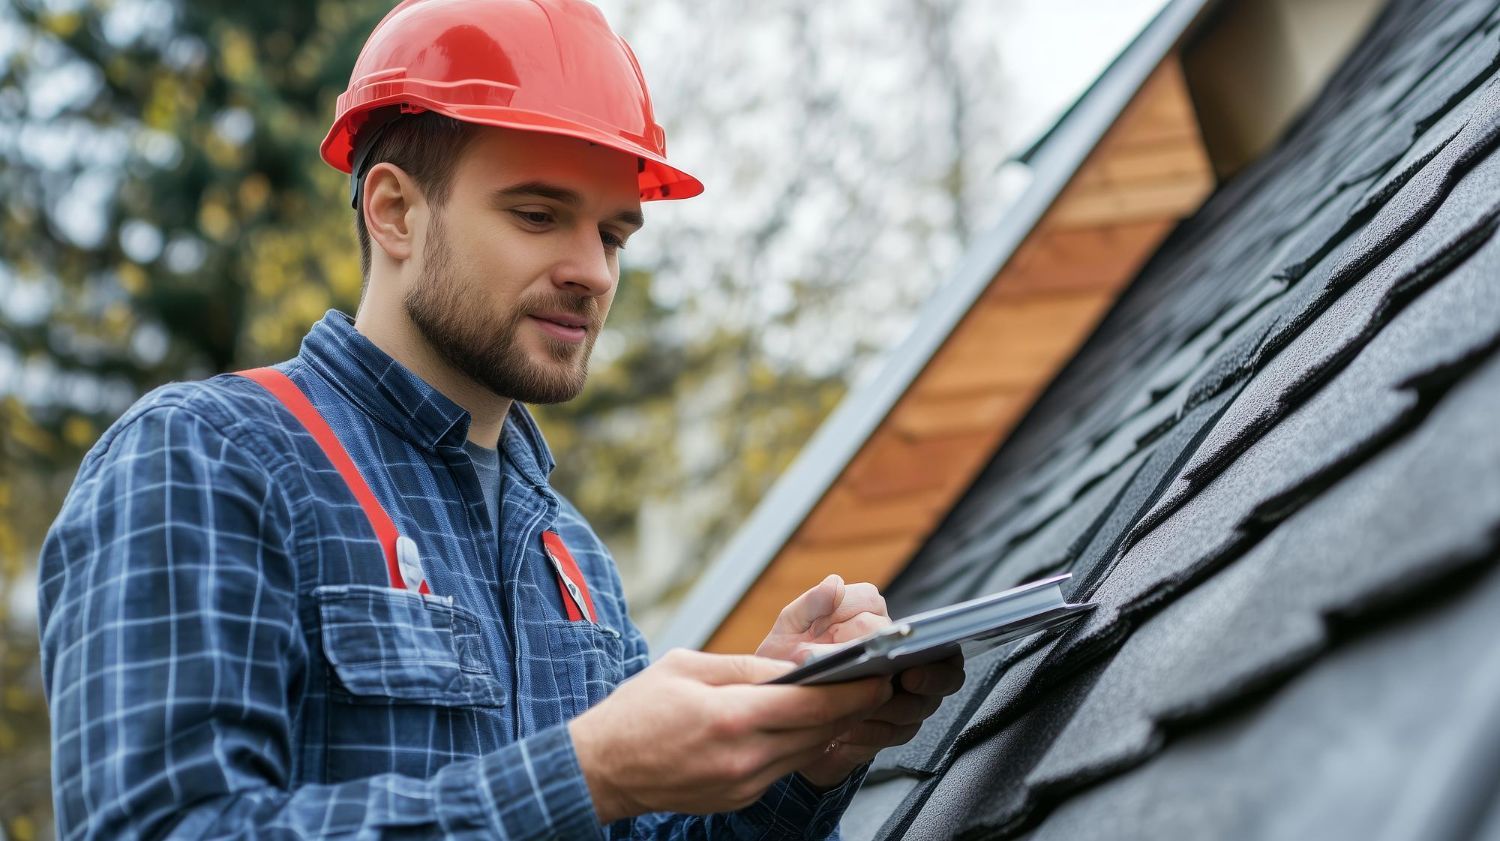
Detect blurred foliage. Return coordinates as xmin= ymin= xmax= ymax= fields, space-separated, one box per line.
xmin=0 ymin=0 xmax=851 ymax=836
xmin=1 ymin=1 xmax=399 ymax=833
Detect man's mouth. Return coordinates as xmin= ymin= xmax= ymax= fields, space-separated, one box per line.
xmin=528 ymin=312 xmax=590 ymax=344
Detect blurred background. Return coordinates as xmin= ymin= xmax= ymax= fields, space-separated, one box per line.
xmin=0 ymin=0 xmax=1163 ymax=836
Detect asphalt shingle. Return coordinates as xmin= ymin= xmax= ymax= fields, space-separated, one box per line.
xmin=852 ymin=0 xmax=1500 ymax=836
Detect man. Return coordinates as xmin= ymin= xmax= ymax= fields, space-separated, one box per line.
xmin=37 ymin=0 xmax=964 ymax=838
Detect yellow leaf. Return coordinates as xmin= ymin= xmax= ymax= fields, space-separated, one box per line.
xmin=102 ymin=301 xmax=134 ymax=341
xmin=41 ymin=12 xmax=81 ymax=37
xmin=238 ymin=173 xmax=271 ymax=214
xmin=219 ymin=28 xmax=256 ymax=84
xmin=118 ymin=262 xmax=148 ymax=296
xmin=204 ymin=134 xmax=244 ymax=170
xmin=62 ymin=415 xmax=95 ymax=449
xmin=199 ymin=199 xmax=237 ymax=242
xmin=6 ymin=409 xmax=53 ymax=456
xmin=144 ymin=76 xmax=180 ymax=130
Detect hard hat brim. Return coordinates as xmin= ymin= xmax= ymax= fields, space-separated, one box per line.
xmin=322 ymin=99 xmax=704 ymax=203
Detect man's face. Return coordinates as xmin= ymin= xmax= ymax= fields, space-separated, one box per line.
xmin=403 ymin=127 xmax=643 ymax=404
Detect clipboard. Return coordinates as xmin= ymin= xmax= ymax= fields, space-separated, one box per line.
xmin=761 ymin=573 xmax=1095 ymax=686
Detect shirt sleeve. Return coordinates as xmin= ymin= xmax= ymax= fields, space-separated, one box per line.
xmin=607 ymin=604 xmax=871 ymax=840
xmin=37 ymin=401 xmax=602 ymax=841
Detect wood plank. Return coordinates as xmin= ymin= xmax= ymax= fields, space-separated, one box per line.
xmin=841 ymin=430 xmax=995 ymax=499
xmin=769 ymin=533 xmax=926 ymax=588
xmin=1104 ymin=106 xmax=1201 ymax=148
xmin=984 ymin=219 xmax=1176 ymax=300
xmin=887 ymin=389 xmax=1030 ymax=439
xmin=1049 ymin=171 xmax=1214 ymax=228
xmin=913 ymin=291 xmax=1117 ymax=397
xmin=1073 ymin=58 xmax=1206 ymax=190
xmin=1091 ymin=117 xmax=1201 ymax=159
xmin=1112 ymin=57 xmax=1198 ymax=134
xmin=795 ymin=485 xmax=949 ymax=544
xmin=1075 ymin=139 xmax=1210 ymax=187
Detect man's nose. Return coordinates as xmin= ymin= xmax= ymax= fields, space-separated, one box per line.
xmin=551 ymin=230 xmax=615 ymax=298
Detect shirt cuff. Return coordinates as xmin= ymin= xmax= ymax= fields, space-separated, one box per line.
xmin=472 ymin=723 xmax=603 ymax=839
xmin=739 ymin=761 xmax=873 ymax=839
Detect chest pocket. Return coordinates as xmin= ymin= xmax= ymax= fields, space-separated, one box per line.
xmin=542 ymin=618 xmax=625 ymax=721
xmin=315 ymin=584 xmax=505 ymax=708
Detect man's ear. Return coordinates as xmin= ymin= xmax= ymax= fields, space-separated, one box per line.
xmin=362 ymin=162 xmax=424 ymax=265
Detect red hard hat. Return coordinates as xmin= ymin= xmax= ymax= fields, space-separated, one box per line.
xmin=322 ymin=0 xmax=702 ymax=203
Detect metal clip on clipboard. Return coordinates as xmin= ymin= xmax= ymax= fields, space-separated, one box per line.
xmin=762 ymin=573 xmax=1096 ymax=686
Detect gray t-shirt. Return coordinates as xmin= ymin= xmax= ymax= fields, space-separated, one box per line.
xmin=462 ymin=435 xmax=567 ymax=617
xmin=463 ymin=438 xmax=504 ymax=538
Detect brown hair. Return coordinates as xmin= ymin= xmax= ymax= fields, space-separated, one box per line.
xmin=353 ymin=111 xmax=483 ymax=289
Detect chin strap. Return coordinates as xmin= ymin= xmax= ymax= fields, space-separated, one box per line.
xmin=348 ymin=106 xmax=417 ymax=210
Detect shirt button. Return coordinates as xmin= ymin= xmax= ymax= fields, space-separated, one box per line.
xmin=395 ymin=535 xmax=424 ymax=590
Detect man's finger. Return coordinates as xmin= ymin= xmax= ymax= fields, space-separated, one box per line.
xmin=670 ymin=649 xmax=799 ymax=686
xmin=832 ymin=719 xmax=923 ymax=749
xmin=867 ymin=690 xmax=942 ymax=726
xmin=898 ymin=659 xmax=966 ymax=696
xmin=759 ymin=739 xmax=854 ymax=790
xmin=749 ymin=719 xmax=851 ymax=767
xmin=825 ymin=610 xmax=891 ymax=643
xmin=809 ymin=582 xmax=887 ymax=637
xmin=774 ymin=574 xmax=844 ymax=634
xmin=731 ymin=676 xmax=892 ymax=730
xmin=785 ymin=641 xmax=848 ymax=665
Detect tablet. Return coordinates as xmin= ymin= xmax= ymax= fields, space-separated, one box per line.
xmin=761 ymin=573 xmax=1095 ymax=686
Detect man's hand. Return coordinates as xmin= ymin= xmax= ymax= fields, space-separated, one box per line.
xmin=567 ymin=649 xmax=892 ymax=824
xmin=756 ymin=575 xmax=967 ymax=790
xmin=794 ymin=653 xmax=965 ymax=788
xmin=756 ymin=574 xmax=891 ymax=666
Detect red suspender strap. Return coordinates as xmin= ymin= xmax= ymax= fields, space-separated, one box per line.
xmin=542 ymin=530 xmax=597 ymax=623
xmin=235 ymin=367 xmax=428 ymax=594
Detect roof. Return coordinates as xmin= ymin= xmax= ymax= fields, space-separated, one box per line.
xmin=844 ymin=0 xmax=1500 ymax=837
xmin=655 ymin=0 xmax=1222 ymax=655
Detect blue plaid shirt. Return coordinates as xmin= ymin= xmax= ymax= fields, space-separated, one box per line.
xmin=37 ymin=309 xmax=867 ymax=840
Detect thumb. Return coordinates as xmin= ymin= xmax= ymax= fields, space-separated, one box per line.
xmin=684 ymin=651 xmax=801 ymax=686
xmin=776 ymin=574 xmax=845 ymax=635
xmin=788 ymin=641 xmax=853 ymax=665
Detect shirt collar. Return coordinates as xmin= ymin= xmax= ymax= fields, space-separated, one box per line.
xmin=297 ymin=309 xmax=557 ymax=484
xmin=499 ymin=396 xmax=558 ymax=485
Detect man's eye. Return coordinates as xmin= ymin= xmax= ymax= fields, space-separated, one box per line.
xmin=602 ymin=231 xmax=627 ymax=251
xmin=512 ymin=210 xmax=553 ymax=225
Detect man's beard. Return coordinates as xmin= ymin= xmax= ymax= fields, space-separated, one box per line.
xmin=403 ymin=214 xmax=600 ymax=404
